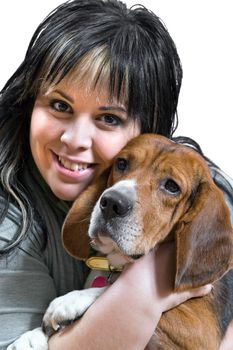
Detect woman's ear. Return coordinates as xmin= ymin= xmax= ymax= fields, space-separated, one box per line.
xmin=174 ymin=181 xmax=233 ymax=291
xmin=62 ymin=169 xmax=110 ymax=260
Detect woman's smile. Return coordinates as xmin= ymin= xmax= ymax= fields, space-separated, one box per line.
xmin=30 ymin=79 xmax=140 ymax=201
xmin=58 ymin=156 xmax=93 ymax=172
xmin=53 ymin=151 xmax=96 ymax=181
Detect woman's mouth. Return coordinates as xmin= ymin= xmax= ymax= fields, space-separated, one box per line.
xmin=58 ymin=156 xmax=94 ymax=172
xmin=53 ymin=152 xmax=97 ymax=182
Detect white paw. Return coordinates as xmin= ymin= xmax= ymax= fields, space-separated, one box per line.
xmin=7 ymin=327 xmax=48 ymax=350
xmin=42 ymin=287 xmax=106 ymax=334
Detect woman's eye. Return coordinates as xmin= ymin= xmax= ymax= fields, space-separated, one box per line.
xmin=98 ymin=114 xmax=122 ymax=126
xmin=50 ymin=99 xmax=72 ymax=113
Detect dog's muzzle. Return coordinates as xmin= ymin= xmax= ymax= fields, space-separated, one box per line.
xmin=88 ymin=179 xmax=142 ymax=259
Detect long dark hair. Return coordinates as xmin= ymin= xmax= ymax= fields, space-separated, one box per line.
xmin=0 ymin=0 xmax=182 ymax=253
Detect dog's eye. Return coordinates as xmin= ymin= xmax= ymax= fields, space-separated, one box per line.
xmin=162 ymin=179 xmax=181 ymax=195
xmin=116 ymin=158 xmax=128 ymax=172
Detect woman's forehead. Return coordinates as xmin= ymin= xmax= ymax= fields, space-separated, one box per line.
xmin=42 ymin=76 xmax=127 ymax=109
xmin=42 ymin=68 xmax=127 ymax=103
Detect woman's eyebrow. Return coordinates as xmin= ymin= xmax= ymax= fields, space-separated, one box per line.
xmin=49 ymin=90 xmax=126 ymax=113
xmin=98 ymin=105 xmax=127 ymax=113
xmin=52 ymin=89 xmax=74 ymax=103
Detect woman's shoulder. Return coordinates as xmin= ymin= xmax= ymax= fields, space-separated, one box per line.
xmin=208 ymin=162 xmax=233 ymax=224
xmin=0 ymin=193 xmax=45 ymax=253
xmin=208 ymin=162 xmax=233 ymax=196
xmin=0 ymin=195 xmax=22 ymax=249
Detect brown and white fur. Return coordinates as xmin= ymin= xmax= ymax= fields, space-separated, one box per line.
xmin=49 ymin=134 xmax=233 ymax=349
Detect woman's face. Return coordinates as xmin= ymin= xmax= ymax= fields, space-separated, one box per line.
xmin=30 ymin=78 xmax=140 ymax=201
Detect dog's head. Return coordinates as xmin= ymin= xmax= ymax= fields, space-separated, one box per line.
xmin=62 ymin=134 xmax=233 ymax=291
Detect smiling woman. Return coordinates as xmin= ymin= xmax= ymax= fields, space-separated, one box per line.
xmin=30 ymin=78 xmax=140 ymax=201
xmin=1 ymin=1 xmax=233 ymax=177
xmin=0 ymin=1 xmax=186 ymax=348
xmin=0 ymin=1 xmax=233 ymax=350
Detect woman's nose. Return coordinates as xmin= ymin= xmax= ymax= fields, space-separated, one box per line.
xmin=60 ymin=116 xmax=93 ymax=151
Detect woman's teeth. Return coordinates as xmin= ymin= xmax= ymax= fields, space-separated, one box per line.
xmin=58 ymin=156 xmax=90 ymax=171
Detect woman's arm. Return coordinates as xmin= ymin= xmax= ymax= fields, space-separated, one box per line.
xmin=0 ymin=201 xmax=57 ymax=349
xmin=49 ymin=243 xmax=211 ymax=350
xmin=219 ymin=320 xmax=233 ymax=350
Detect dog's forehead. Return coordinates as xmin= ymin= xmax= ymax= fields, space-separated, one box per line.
xmin=118 ymin=134 xmax=210 ymax=181
xmin=120 ymin=134 xmax=181 ymax=159
xmin=118 ymin=134 xmax=171 ymax=162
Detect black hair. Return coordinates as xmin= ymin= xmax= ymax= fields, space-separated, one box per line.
xmin=0 ymin=0 xmax=182 ymax=253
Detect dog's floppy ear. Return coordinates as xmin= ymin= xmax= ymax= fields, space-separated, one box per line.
xmin=174 ymin=181 xmax=233 ymax=291
xmin=62 ymin=169 xmax=110 ymax=260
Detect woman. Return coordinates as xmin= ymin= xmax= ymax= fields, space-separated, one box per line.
xmin=0 ymin=0 xmax=232 ymax=349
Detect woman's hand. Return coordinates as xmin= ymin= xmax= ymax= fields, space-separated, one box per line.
xmin=219 ymin=320 xmax=233 ymax=350
xmin=121 ymin=242 xmax=212 ymax=317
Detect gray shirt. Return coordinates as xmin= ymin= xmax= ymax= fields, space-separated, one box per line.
xmin=0 ymin=165 xmax=89 ymax=349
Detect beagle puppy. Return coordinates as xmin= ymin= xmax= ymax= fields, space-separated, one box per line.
xmin=26 ymin=134 xmax=233 ymax=349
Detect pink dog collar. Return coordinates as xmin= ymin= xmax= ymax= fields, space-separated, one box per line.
xmin=91 ymin=276 xmax=109 ymax=288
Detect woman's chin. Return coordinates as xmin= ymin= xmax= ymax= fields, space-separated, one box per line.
xmin=50 ymin=182 xmax=89 ymax=201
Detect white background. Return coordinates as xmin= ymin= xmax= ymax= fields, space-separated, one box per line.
xmin=0 ymin=1 xmax=232 ymax=177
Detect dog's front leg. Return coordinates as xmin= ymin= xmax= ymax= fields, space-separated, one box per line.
xmin=6 ymin=327 xmax=48 ymax=350
xmin=42 ymin=287 xmax=106 ymax=336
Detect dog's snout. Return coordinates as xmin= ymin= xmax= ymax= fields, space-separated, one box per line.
xmin=100 ymin=190 xmax=132 ymax=218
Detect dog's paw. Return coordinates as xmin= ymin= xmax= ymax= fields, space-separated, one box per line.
xmin=6 ymin=327 xmax=48 ymax=350
xmin=42 ymin=287 xmax=106 ymax=335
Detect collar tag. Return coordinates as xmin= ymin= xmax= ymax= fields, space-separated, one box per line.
xmin=85 ymin=256 xmax=123 ymax=272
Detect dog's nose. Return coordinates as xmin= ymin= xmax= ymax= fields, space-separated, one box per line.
xmin=100 ymin=190 xmax=132 ymax=218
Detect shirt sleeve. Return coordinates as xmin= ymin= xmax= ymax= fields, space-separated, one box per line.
xmin=0 ymin=200 xmax=57 ymax=349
